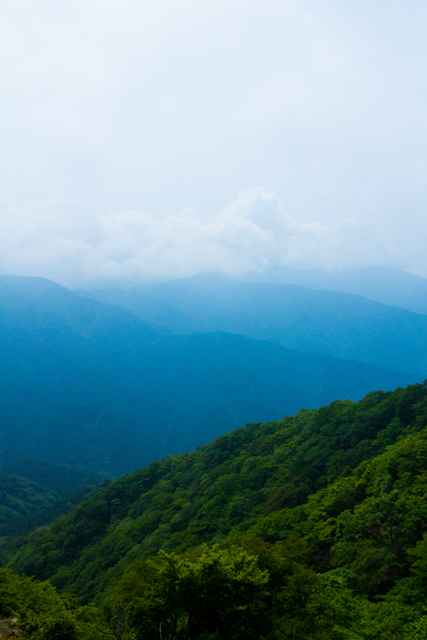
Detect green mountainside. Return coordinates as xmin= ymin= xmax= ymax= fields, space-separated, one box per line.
xmin=3 ymin=382 xmax=427 ymax=638
xmin=0 ymin=275 xmax=418 ymax=476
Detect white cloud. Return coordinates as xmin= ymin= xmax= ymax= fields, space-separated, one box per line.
xmin=1 ymin=188 xmax=426 ymax=287
xmin=0 ymin=1 xmax=427 ymax=283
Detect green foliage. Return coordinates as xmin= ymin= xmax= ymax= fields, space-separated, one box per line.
xmin=2 ymin=383 xmax=427 ymax=637
xmin=109 ymin=545 xmax=269 ymax=639
xmin=106 ymin=543 xmax=374 ymax=640
xmin=0 ymin=567 xmax=104 ymax=640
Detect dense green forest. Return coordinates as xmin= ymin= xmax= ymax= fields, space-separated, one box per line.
xmin=2 ymin=382 xmax=427 ymax=638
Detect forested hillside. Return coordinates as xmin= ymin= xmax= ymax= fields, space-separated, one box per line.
xmin=0 ymin=459 xmax=102 ymax=537
xmin=0 ymin=275 xmax=418 ymax=476
xmin=2 ymin=382 xmax=427 ymax=639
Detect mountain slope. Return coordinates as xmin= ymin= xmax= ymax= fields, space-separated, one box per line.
xmin=5 ymin=382 xmax=427 ymax=606
xmin=0 ymin=276 xmax=419 ymax=475
xmin=80 ymin=274 xmax=427 ymax=376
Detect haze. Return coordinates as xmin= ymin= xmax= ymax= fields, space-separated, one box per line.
xmin=1 ymin=0 xmax=426 ymax=287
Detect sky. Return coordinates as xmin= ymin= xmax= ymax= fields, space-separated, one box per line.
xmin=0 ymin=0 xmax=427 ymax=287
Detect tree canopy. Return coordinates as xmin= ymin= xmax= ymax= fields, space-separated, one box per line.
xmin=2 ymin=383 xmax=427 ymax=638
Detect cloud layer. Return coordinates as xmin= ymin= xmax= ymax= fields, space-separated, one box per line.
xmin=1 ymin=188 xmax=425 ymax=288
xmin=1 ymin=1 xmax=427 ymax=284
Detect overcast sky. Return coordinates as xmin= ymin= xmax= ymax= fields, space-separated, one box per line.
xmin=1 ymin=0 xmax=426 ymax=286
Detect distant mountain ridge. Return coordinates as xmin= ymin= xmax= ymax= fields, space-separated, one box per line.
xmin=243 ymin=265 xmax=427 ymax=315
xmin=80 ymin=273 xmax=427 ymax=376
xmin=0 ymin=275 xmax=419 ymax=476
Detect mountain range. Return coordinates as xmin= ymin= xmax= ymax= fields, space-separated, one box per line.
xmin=80 ymin=271 xmax=427 ymax=375
xmin=2 ymin=267 xmax=427 ymax=638
xmin=0 ymin=272 xmax=423 ymax=475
